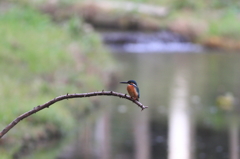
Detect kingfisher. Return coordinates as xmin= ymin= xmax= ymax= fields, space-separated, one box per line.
xmin=120 ymin=80 xmax=140 ymax=101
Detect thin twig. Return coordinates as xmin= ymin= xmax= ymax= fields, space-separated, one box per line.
xmin=0 ymin=91 xmax=148 ymax=139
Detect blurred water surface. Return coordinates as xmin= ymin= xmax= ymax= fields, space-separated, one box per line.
xmin=110 ymin=51 xmax=240 ymax=159
xmin=25 ymin=50 xmax=240 ymax=159
xmin=56 ymin=51 xmax=240 ymax=159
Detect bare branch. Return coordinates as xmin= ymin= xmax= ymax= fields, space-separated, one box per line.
xmin=0 ymin=91 xmax=148 ymax=139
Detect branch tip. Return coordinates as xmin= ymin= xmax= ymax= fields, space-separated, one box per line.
xmin=141 ymin=106 xmax=148 ymax=111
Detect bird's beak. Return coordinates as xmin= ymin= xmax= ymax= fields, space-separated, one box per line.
xmin=120 ymin=81 xmax=128 ymax=84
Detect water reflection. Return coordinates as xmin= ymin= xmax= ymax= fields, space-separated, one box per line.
xmin=109 ymin=52 xmax=240 ymax=159
xmin=168 ymin=68 xmax=193 ymax=159
xmin=34 ymin=52 xmax=240 ymax=159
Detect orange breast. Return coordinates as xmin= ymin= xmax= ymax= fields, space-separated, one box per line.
xmin=127 ymin=85 xmax=138 ymax=99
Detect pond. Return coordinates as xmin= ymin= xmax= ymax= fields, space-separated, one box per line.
xmin=21 ymin=32 xmax=240 ymax=159
xmin=111 ymin=51 xmax=240 ymax=159
xmin=54 ymin=51 xmax=240 ymax=159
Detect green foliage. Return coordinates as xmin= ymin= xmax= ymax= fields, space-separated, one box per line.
xmin=0 ymin=6 xmax=75 ymax=130
xmin=208 ymin=10 xmax=240 ymax=39
xmin=0 ymin=4 xmax=113 ymax=157
xmin=169 ymin=0 xmax=203 ymax=10
xmin=0 ymin=7 xmax=72 ymax=73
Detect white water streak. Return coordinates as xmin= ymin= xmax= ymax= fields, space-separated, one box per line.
xmin=168 ymin=70 xmax=192 ymax=159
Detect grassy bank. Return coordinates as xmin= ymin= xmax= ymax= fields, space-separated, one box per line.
xmin=77 ymin=0 xmax=240 ymax=38
xmin=0 ymin=3 xmax=114 ymax=158
xmin=130 ymin=0 xmax=240 ymax=39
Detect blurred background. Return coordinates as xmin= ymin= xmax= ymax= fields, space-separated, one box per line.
xmin=1 ymin=0 xmax=240 ymax=159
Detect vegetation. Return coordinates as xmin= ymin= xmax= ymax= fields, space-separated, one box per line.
xmin=150 ymin=0 xmax=240 ymax=40
xmin=0 ymin=3 xmax=114 ymax=158
xmin=13 ymin=0 xmax=240 ymax=40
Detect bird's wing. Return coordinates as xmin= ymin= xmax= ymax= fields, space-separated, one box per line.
xmin=136 ymin=86 xmax=140 ymax=98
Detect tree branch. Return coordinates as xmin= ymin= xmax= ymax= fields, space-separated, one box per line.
xmin=0 ymin=91 xmax=148 ymax=139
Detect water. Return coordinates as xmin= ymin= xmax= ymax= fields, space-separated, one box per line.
xmin=57 ymin=52 xmax=240 ymax=159
xmin=20 ymin=51 xmax=240 ymax=159
xmin=108 ymin=52 xmax=240 ymax=159
xmin=101 ymin=31 xmax=203 ymax=53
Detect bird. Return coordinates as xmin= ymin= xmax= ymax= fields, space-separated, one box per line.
xmin=120 ymin=80 xmax=140 ymax=101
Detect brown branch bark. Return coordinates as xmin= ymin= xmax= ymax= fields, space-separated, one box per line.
xmin=0 ymin=91 xmax=148 ymax=139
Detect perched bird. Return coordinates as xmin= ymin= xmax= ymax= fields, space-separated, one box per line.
xmin=120 ymin=80 xmax=140 ymax=101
